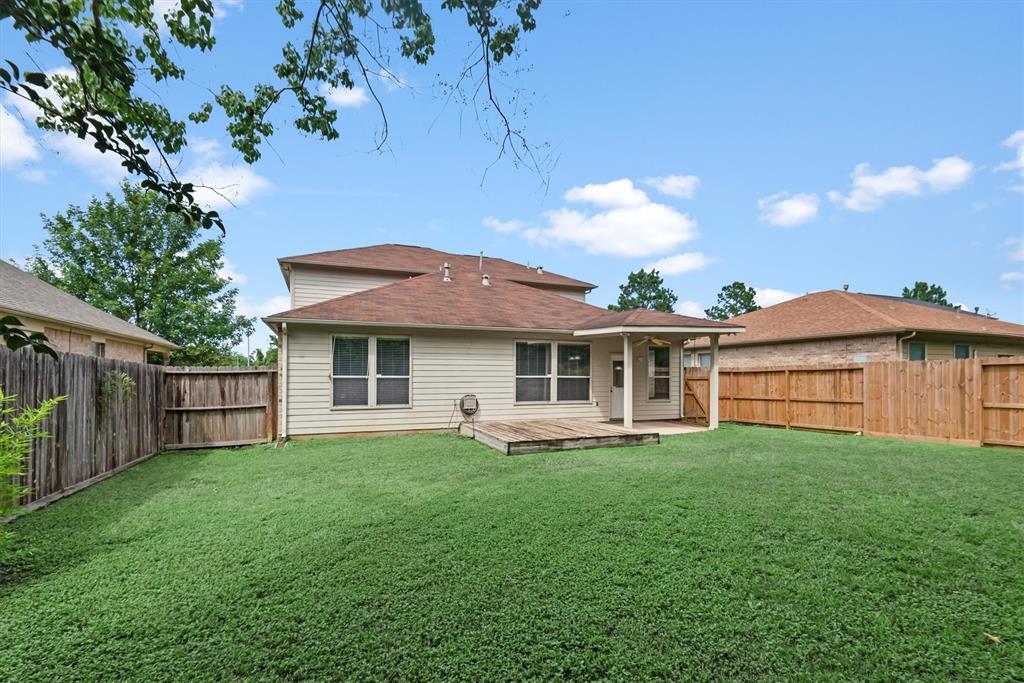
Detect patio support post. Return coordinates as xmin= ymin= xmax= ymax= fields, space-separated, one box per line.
xmin=709 ymin=333 xmax=720 ymax=430
xmin=623 ymin=332 xmax=633 ymax=429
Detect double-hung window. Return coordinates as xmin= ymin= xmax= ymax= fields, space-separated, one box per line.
xmin=376 ymin=338 xmax=410 ymax=405
xmin=557 ymin=344 xmax=591 ymax=401
xmin=332 ymin=336 xmax=411 ymax=407
xmin=332 ymin=337 xmax=369 ymax=406
xmin=515 ymin=342 xmax=551 ymax=402
xmin=648 ymin=346 xmax=671 ymax=400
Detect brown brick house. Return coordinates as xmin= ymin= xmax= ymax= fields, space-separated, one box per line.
xmin=0 ymin=260 xmax=177 ymax=363
xmin=684 ymin=290 xmax=1024 ymax=368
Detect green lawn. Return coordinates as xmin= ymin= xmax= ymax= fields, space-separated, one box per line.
xmin=1 ymin=426 xmax=1022 ymax=681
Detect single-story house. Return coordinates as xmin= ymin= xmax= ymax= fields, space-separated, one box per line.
xmin=684 ymin=289 xmax=1024 ymax=368
xmin=0 ymin=260 xmax=177 ymax=363
xmin=262 ymin=244 xmax=744 ymax=438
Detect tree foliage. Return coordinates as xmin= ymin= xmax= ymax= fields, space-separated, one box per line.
xmin=0 ymin=387 xmax=63 ymax=560
xmin=901 ymin=281 xmax=951 ymax=307
xmin=29 ymin=182 xmax=254 ymax=366
xmin=251 ymin=336 xmax=279 ymax=367
xmin=705 ymin=282 xmax=760 ymax=320
xmin=608 ymin=270 xmax=678 ymax=313
xmin=0 ymin=0 xmax=545 ymax=230
xmin=0 ymin=315 xmax=57 ymax=359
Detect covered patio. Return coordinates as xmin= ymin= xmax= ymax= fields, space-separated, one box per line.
xmin=571 ymin=310 xmax=745 ymax=431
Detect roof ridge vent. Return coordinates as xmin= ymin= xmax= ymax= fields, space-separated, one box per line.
xmin=442 ymin=262 xmax=452 ymax=282
xmin=536 ymin=265 xmax=544 ymax=274
xmin=481 ymin=273 xmax=491 ymax=287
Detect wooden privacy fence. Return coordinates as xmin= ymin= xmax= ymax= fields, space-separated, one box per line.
xmin=0 ymin=346 xmax=164 ymax=507
xmin=684 ymin=356 xmax=1024 ymax=448
xmin=163 ymin=367 xmax=278 ymax=449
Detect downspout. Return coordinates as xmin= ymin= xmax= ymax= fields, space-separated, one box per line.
xmin=897 ymin=330 xmax=917 ymax=360
xmin=279 ymin=322 xmax=289 ymax=443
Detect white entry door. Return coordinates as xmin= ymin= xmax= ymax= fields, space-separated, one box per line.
xmin=610 ymin=354 xmax=624 ymax=420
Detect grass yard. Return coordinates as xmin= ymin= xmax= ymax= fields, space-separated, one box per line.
xmin=1 ymin=425 xmax=1022 ymax=681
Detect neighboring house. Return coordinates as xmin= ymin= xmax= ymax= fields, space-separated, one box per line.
xmin=0 ymin=260 xmax=177 ymax=363
xmin=263 ymin=244 xmax=744 ymax=438
xmin=684 ymin=289 xmax=1024 ymax=368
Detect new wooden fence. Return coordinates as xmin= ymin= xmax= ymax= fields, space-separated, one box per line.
xmin=163 ymin=367 xmax=278 ymax=449
xmin=684 ymin=356 xmax=1024 ymax=448
xmin=0 ymin=346 xmax=164 ymax=508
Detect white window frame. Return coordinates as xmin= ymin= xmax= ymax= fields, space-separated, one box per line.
xmin=647 ymin=345 xmax=672 ymax=401
xmin=953 ymin=342 xmax=971 ymax=360
xmin=555 ymin=342 xmax=592 ymax=403
xmin=375 ymin=336 xmax=412 ymax=407
xmin=331 ymin=334 xmax=412 ymax=410
xmin=514 ymin=340 xmax=553 ymax=404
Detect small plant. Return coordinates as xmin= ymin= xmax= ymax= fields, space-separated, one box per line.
xmin=99 ymin=371 xmax=135 ymax=420
xmin=0 ymin=388 xmax=64 ymax=559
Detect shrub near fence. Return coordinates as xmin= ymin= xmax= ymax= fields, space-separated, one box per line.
xmin=683 ymin=356 xmax=1024 ymax=448
xmin=0 ymin=346 xmax=164 ymax=508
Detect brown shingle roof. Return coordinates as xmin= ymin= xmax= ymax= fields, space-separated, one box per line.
xmin=266 ymin=266 xmax=740 ymax=333
xmin=0 ymin=260 xmax=178 ymax=349
xmin=690 ymin=290 xmax=1024 ymax=348
xmin=279 ymin=244 xmax=596 ymax=290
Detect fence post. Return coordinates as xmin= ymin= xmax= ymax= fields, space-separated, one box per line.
xmin=861 ymin=366 xmax=867 ymax=434
xmin=974 ymin=357 xmax=984 ymax=446
xmin=784 ymin=369 xmax=791 ymax=429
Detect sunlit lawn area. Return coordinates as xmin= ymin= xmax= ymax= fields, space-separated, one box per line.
xmin=1 ymin=425 xmax=1021 ymax=680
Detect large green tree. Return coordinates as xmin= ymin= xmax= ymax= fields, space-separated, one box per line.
xmin=29 ymin=182 xmax=253 ymax=365
xmin=0 ymin=0 xmax=545 ymax=231
xmin=705 ymin=282 xmax=760 ymax=320
xmin=608 ymin=269 xmax=678 ymax=313
xmin=902 ymin=281 xmax=951 ymax=307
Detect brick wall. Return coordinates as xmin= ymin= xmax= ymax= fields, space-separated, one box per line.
xmin=43 ymin=326 xmax=92 ymax=356
xmin=104 ymin=339 xmax=146 ymax=363
xmin=688 ymin=334 xmax=898 ymax=368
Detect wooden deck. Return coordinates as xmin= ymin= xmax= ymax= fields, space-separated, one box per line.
xmin=460 ymin=419 xmax=660 ymax=455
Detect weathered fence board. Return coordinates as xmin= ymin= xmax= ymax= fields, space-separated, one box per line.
xmin=684 ymin=356 xmax=1024 ymax=447
xmin=163 ymin=367 xmax=277 ymax=448
xmin=0 ymin=346 xmax=164 ymax=507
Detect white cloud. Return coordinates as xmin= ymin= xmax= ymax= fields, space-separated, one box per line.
xmin=828 ymin=156 xmax=974 ymax=211
xmin=493 ymin=176 xmax=701 ymax=258
xmin=43 ymin=131 xmax=128 ymax=185
xmin=535 ymin=202 xmax=698 ymax=257
xmin=185 ymin=162 xmax=272 ymax=210
xmin=757 ymin=192 xmax=819 ymax=227
xmin=236 ymin=294 xmax=290 ymax=319
xmin=321 ymin=83 xmax=369 ymax=108
xmin=642 ymin=174 xmax=700 ymax=199
xmin=675 ymin=300 xmax=704 ymax=317
xmin=997 ymin=130 xmax=1024 ymax=189
xmin=646 ymin=252 xmax=710 ymax=275
xmin=0 ymin=105 xmax=39 ymax=168
xmin=190 ymin=137 xmax=222 ymax=161
xmin=1007 ymin=237 xmax=1024 ymax=262
xmin=564 ymin=178 xmax=650 ymax=208
xmin=1000 ymin=271 xmax=1023 ymax=289
xmin=483 ymin=217 xmax=527 ymax=233
xmin=754 ymin=287 xmax=800 ymax=307
xmin=218 ymin=258 xmax=247 ymax=284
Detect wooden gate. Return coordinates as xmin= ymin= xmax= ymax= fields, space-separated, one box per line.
xmin=683 ymin=367 xmax=709 ymax=420
xmin=163 ymin=367 xmax=278 ymax=449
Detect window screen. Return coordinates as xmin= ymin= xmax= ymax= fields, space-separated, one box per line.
xmin=953 ymin=343 xmax=970 ymax=360
xmin=516 ymin=342 xmax=551 ymax=402
xmin=698 ymin=353 xmax=711 ymax=368
xmin=648 ymin=346 xmax=671 ymax=400
xmin=333 ymin=337 xmax=369 ymax=406
xmin=908 ymin=342 xmax=926 ymax=361
xmin=376 ymin=338 xmax=410 ymax=405
xmin=557 ymin=344 xmax=590 ymax=401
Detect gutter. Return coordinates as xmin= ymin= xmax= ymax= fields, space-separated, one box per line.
xmin=897 ymin=330 xmax=917 ymax=359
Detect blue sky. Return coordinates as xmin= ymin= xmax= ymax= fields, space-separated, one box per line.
xmin=1 ymin=1 xmax=1022 ymax=351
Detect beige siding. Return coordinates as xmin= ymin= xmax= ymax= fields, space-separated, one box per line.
xmin=900 ymin=334 xmax=1024 ymax=360
xmin=282 ymin=325 xmax=681 ymax=436
xmin=289 ymin=265 xmax=588 ymax=307
xmin=290 ymin=266 xmax=405 ymax=307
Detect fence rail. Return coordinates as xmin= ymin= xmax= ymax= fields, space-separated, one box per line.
xmin=0 ymin=346 xmax=164 ymax=508
xmin=684 ymin=356 xmax=1023 ymax=447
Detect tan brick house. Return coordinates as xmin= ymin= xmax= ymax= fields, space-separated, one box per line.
xmin=0 ymin=260 xmax=177 ymax=363
xmin=684 ymin=290 xmax=1024 ymax=368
